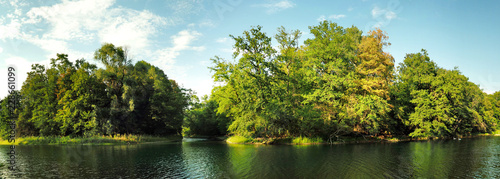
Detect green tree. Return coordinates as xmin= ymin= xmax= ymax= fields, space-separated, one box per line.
xmin=18 ymin=64 xmax=50 ymax=136
xmin=183 ymin=95 xmax=231 ymax=136
xmin=54 ymin=58 xmax=107 ymax=136
xmin=94 ymin=43 xmax=131 ymax=135
xmin=211 ymin=25 xmax=280 ymax=137
xmin=124 ymin=60 xmax=189 ymax=135
xmin=392 ymin=49 xmax=496 ymax=137
xmin=301 ymin=21 xmax=363 ymax=137
xmin=0 ymin=91 xmax=21 ymax=139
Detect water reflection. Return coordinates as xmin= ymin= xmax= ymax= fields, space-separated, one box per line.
xmin=0 ymin=137 xmax=498 ymax=178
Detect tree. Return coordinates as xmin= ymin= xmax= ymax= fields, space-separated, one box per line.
xmin=0 ymin=91 xmax=21 ymax=139
xmin=94 ymin=43 xmax=131 ymax=135
xmin=301 ymin=21 xmax=363 ymax=137
xmin=391 ymin=50 xmax=439 ymax=136
xmin=54 ymin=58 xmax=106 ymax=136
xmin=211 ymin=26 xmax=280 ymax=137
xmin=18 ymin=64 xmax=50 ymax=136
xmin=349 ymin=28 xmax=395 ymax=134
xmin=124 ymin=60 xmax=189 ymax=135
xmin=392 ymin=49 xmax=496 ymax=137
xmin=183 ymin=95 xmax=231 ymax=137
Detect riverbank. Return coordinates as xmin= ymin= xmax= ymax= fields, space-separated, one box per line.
xmin=0 ymin=134 xmax=182 ymax=145
xmin=225 ymin=130 xmax=500 ymax=145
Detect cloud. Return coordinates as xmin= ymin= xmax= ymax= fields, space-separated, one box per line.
xmin=329 ymin=14 xmax=346 ymax=19
xmin=317 ymin=15 xmax=326 ymax=21
xmin=256 ymin=0 xmax=296 ymax=14
xmin=317 ymin=14 xmax=346 ymax=21
xmin=0 ymin=18 xmax=22 ymax=39
xmin=216 ymin=37 xmax=230 ymax=43
xmin=370 ymin=6 xmax=398 ymax=28
xmin=0 ymin=47 xmax=3 ymax=54
xmin=151 ymin=30 xmax=204 ymax=79
xmin=198 ymin=20 xmax=215 ymax=28
xmin=371 ymin=6 xmax=397 ymax=20
xmin=98 ymin=10 xmax=166 ymax=50
xmin=0 ymin=56 xmax=33 ymax=98
xmin=6 ymin=0 xmax=169 ymax=60
xmin=385 ymin=11 xmax=397 ymax=20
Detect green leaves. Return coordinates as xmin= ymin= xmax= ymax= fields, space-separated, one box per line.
xmin=393 ymin=50 xmax=498 ymax=138
xmin=7 ymin=44 xmax=191 ymax=138
xmin=209 ymin=22 xmax=500 ymax=139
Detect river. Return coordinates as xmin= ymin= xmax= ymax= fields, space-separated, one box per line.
xmin=0 ymin=136 xmax=498 ymax=178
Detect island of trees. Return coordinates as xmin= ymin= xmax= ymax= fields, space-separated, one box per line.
xmin=1 ymin=21 xmax=499 ymax=144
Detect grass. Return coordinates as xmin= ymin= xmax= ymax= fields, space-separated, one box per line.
xmin=291 ymin=136 xmax=324 ymax=144
xmin=0 ymin=134 xmax=182 ymax=145
xmin=225 ymin=131 xmax=500 ymax=145
xmin=226 ymin=135 xmax=324 ymax=145
xmin=493 ymin=130 xmax=500 ymax=135
xmin=226 ymin=135 xmax=252 ymax=144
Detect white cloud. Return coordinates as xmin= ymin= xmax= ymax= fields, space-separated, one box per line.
xmin=317 ymin=15 xmax=326 ymax=21
xmin=257 ymin=0 xmax=296 ymax=14
xmin=371 ymin=6 xmax=383 ymax=17
xmin=26 ymin=0 xmax=115 ymax=41
xmin=371 ymin=6 xmax=397 ymax=20
xmin=317 ymin=14 xmax=346 ymax=21
xmin=198 ymin=20 xmax=215 ymax=28
xmin=348 ymin=7 xmax=354 ymax=12
xmin=370 ymin=6 xmax=398 ymax=29
xmin=0 ymin=56 xmax=32 ymax=98
xmin=216 ymin=37 xmax=229 ymax=43
xmin=329 ymin=14 xmax=346 ymax=19
xmin=0 ymin=18 xmax=22 ymax=39
xmin=98 ymin=10 xmax=165 ymax=50
xmin=17 ymin=0 xmax=168 ymax=60
xmin=0 ymin=47 xmax=3 ymax=54
xmin=151 ymin=30 xmax=204 ymax=79
xmin=385 ymin=11 xmax=397 ymax=20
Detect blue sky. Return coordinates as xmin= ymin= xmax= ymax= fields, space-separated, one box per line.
xmin=1 ymin=0 xmax=499 ymax=98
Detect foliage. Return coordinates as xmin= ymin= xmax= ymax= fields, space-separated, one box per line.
xmin=1 ymin=43 xmax=190 ymax=138
xmin=209 ymin=21 xmax=500 ymax=140
xmin=2 ymin=21 xmax=499 ymax=142
xmin=182 ymin=95 xmax=231 ymax=137
xmin=226 ymin=135 xmax=252 ymax=144
xmin=0 ymin=134 xmax=181 ymax=145
xmin=0 ymin=91 xmax=20 ymax=140
xmin=392 ymin=50 xmax=498 ymax=137
xmin=292 ymin=136 xmax=324 ymax=144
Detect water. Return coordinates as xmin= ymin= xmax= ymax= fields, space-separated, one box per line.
xmin=0 ymin=137 xmax=498 ymax=178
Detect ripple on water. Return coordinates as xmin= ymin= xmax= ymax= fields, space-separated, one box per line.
xmin=0 ymin=137 xmax=498 ymax=178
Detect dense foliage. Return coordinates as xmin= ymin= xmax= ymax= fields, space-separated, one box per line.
xmin=0 ymin=44 xmax=190 ymax=138
xmin=182 ymin=95 xmax=231 ymax=137
xmin=209 ymin=21 xmax=499 ymax=139
xmin=0 ymin=21 xmax=498 ymax=140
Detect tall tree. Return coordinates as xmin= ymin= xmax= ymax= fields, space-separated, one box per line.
xmin=0 ymin=91 xmax=21 ymax=139
xmin=350 ymin=28 xmax=395 ymax=134
xmin=211 ymin=25 xmax=280 ymax=137
xmin=301 ymin=21 xmax=363 ymax=137
xmin=94 ymin=43 xmax=131 ymax=135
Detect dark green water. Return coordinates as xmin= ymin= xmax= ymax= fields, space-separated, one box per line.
xmin=0 ymin=137 xmax=498 ymax=178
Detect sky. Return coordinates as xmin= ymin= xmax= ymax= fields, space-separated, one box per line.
xmin=1 ymin=0 xmax=499 ymax=99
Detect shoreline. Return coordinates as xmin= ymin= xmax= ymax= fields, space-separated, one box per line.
xmin=0 ymin=135 xmax=182 ymax=145
xmin=225 ymin=133 xmax=500 ymax=145
xmin=0 ymin=133 xmax=498 ymax=146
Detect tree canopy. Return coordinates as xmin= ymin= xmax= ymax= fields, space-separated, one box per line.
xmin=0 ymin=21 xmax=498 ymax=140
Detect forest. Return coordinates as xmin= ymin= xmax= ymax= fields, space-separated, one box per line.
xmin=1 ymin=21 xmax=500 ymax=141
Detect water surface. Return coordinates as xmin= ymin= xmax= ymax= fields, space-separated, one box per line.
xmin=0 ymin=136 xmax=498 ymax=178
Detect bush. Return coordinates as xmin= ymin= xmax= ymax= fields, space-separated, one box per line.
xmin=292 ymin=136 xmax=324 ymax=144
xmin=226 ymin=135 xmax=252 ymax=144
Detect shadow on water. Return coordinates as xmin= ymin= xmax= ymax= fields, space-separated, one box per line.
xmin=0 ymin=136 xmax=498 ymax=178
